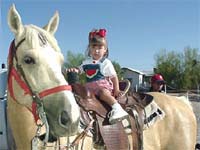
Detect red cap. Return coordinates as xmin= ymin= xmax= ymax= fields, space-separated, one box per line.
xmin=151 ymin=74 xmax=166 ymax=84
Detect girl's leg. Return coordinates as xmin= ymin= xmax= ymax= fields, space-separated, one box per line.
xmin=98 ymin=88 xmax=128 ymax=124
xmin=98 ymin=88 xmax=116 ymax=106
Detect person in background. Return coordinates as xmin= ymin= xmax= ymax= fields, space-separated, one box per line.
xmin=67 ymin=28 xmax=128 ymax=124
xmin=150 ymin=74 xmax=166 ymax=92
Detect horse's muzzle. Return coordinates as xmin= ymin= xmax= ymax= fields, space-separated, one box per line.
xmin=39 ymin=133 xmax=57 ymax=143
xmin=57 ymin=110 xmax=80 ymax=135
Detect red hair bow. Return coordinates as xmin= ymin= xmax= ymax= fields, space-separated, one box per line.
xmin=89 ymin=29 xmax=106 ymax=38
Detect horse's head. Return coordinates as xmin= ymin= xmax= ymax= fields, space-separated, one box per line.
xmin=7 ymin=4 xmax=80 ymax=138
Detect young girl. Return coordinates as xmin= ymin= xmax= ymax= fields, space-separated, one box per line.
xmin=68 ymin=29 xmax=128 ymax=124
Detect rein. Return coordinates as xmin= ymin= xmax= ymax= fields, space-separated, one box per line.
xmin=7 ymin=39 xmax=72 ymax=145
xmin=32 ymin=119 xmax=94 ymax=150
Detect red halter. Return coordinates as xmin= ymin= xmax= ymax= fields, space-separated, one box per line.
xmin=7 ymin=40 xmax=72 ymax=122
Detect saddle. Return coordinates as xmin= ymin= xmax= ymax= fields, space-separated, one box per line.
xmin=67 ymin=72 xmax=153 ymax=150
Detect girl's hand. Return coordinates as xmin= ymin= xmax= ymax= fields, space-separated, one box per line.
xmin=66 ymin=68 xmax=80 ymax=73
xmin=113 ymin=89 xmax=124 ymax=98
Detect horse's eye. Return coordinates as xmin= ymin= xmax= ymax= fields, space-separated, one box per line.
xmin=24 ymin=56 xmax=35 ymax=64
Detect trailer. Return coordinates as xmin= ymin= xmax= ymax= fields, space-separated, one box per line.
xmin=0 ymin=64 xmax=8 ymax=150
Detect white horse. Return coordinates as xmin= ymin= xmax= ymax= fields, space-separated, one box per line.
xmin=7 ymin=4 xmax=80 ymax=150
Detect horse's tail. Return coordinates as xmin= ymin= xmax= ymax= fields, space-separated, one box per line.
xmin=175 ymin=95 xmax=193 ymax=110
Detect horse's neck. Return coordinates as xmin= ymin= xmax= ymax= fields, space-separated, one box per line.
xmin=7 ymin=95 xmax=37 ymax=149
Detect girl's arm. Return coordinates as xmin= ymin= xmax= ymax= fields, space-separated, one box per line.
xmin=110 ymin=75 xmax=120 ymax=97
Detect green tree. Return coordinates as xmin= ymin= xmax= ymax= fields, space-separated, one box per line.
xmin=154 ymin=49 xmax=182 ymax=89
xmin=112 ymin=61 xmax=122 ymax=80
xmin=64 ymin=51 xmax=85 ymax=68
xmin=181 ymin=47 xmax=200 ymax=89
xmin=154 ymin=47 xmax=200 ymax=90
xmin=63 ymin=51 xmax=86 ymax=84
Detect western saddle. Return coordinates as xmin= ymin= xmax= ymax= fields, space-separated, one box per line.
xmin=67 ymin=72 xmax=153 ymax=150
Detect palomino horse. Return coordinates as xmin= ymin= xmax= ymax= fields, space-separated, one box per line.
xmin=143 ymin=92 xmax=197 ymax=150
xmin=68 ymin=90 xmax=197 ymax=150
xmin=66 ymin=73 xmax=197 ymax=150
xmin=7 ymin=5 xmax=80 ymax=149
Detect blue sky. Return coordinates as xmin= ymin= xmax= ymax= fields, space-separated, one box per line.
xmin=1 ymin=0 xmax=199 ymax=71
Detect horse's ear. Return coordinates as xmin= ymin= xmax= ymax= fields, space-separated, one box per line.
xmin=133 ymin=92 xmax=153 ymax=107
xmin=7 ymin=4 xmax=24 ymax=35
xmin=43 ymin=11 xmax=59 ymax=35
xmin=141 ymin=93 xmax=153 ymax=106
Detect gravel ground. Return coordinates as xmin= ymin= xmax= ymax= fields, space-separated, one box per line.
xmin=191 ymin=101 xmax=200 ymax=143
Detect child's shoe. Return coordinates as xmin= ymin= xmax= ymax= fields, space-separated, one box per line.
xmin=109 ymin=103 xmax=128 ymax=124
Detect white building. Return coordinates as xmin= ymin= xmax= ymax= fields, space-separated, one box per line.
xmin=121 ymin=67 xmax=153 ymax=92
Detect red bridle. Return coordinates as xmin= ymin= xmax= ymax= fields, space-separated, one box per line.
xmin=7 ymin=40 xmax=72 ymax=122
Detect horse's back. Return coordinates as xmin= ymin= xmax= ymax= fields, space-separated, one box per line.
xmin=143 ymin=92 xmax=197 ymax=150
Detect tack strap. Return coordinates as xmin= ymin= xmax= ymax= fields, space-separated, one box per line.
xmin=8 ymin=66 xmax=72 ymax=121
xmin=39 ymin=85 xmax=72 ymax=98
xmin=7 ymin=39 xmax=72 ymax=122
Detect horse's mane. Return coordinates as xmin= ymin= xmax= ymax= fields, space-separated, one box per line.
xmin=24 ymin=24 xmax=61 ymax=52
xmin=176 ymin=95 xmax=193 ymax=110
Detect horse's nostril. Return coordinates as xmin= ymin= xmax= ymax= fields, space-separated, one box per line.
xmin=60 ymin=111 xmax=70 ymax=126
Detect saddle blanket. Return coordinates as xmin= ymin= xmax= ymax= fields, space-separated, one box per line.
xmin=78 ymin=100 xmax=166 ymax=135
xmin=143 ymin=101 xmax=165 ymax=129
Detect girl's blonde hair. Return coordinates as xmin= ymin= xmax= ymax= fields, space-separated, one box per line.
xmin=86 ymin=29 xmax=109 ymax=58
